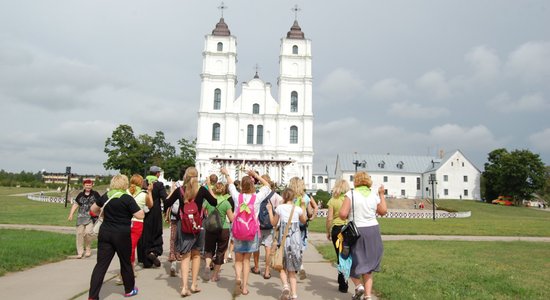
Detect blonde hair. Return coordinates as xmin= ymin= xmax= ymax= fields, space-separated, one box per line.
xmin=281 ymin=188 xmax=296 ymax=204
xmin=213 ymin=182 xmax=226 ymax=195
xmin=110 ymin=174 xmax=129 ymax=190
xmin=354 ymin=171 xmax=372 ymax=188
xmin=183 ymin=167 xmax=199 ymax=201
xmin=262 ymin=174 xmax=277 ymax=190
xmin=288 ymin=177 xmax=305 ymax=197
xmin=129 ymin=174 xmax=144 ymax=195
xmin=332 ymin=179 xmax=350 ymax=197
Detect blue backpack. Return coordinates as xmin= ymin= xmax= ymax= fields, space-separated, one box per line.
xmin=258 ymin=191 xmax=276 ymax=230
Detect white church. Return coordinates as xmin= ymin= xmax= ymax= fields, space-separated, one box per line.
xmin=195 ymin=16 xmax=313 ymax=187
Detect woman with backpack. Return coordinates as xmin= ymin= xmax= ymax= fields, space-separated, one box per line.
xmin=202 ymin=182 xmax=234 ymax=282
xmin=164 ymin=167 xmax=218 ymax=297
xmin=221 ymin=167 xmax=272 ymax=296
xmin=266 ymin=188 xmax=307 ymax=300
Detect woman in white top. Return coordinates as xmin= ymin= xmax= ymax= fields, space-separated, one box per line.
xmin=339 ymin=171 xmax=387 ymax=300
xmin=267 ymin=188 xmax=307 ymax=300
xmin=221 ymin=167 xmax=271 ymax=296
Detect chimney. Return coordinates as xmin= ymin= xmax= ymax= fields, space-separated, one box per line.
xmin=439 ymin=149 xmax=444 ymax=159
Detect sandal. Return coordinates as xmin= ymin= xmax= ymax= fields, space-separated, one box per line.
xmin=251 ymin=267 xmax=260 ymax=275
xmin=263 ymin=272 xmax=271 ymax=279
xmin=233 ymin=279 xmax=242 ymax=296
xmin=180 ymin=288 xmax=191 ymax=297
xmin=190 ymin=285 xmax=201 ymax=293
xmin=352 ymin=285 xmax=365 ymax=300
xmin=242 ymin=289 xmax=250 ymax=295
xmin=280 ymin=285 xmax=290 ymax=300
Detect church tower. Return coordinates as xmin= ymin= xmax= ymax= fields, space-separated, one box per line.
xmin=195 ymin=9 xmax=313 ymax=188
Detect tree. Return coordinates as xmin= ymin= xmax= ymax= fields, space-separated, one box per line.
xmin=483 ymin=148 xmax=546 ymax=205
xmin=104 ymin=125 xmax=143 ymax=175
xmin=163 ymin=138 xmax=196 ymax=180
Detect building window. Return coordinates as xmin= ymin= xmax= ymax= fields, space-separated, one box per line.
xmin=247 ymin=125 xmax=254 ymax=144
xmin=401 ymin=190 xmax=405 ymax=196
xmin=463 ymin=175 xmax=468 ymax=182
xmin=416 ymin=177 xmax=420 ymax=190
xmin=444 ymin=189 xmax=449 ymax=196
xmin=396 ymin=161 xmax=404 ymax=169
xmin=401 ymin=177 xmax=405 ymax=183
xmin=451 ymin=162 xmax=454 ymax=166
xmin=292 ymin=45 xmax=298 ymax=54
xmin=312 ymin=176 xmax=316 ymax=183
xmin=290 ymin=91 xmax=298 ymax=112
xmin=383 ymin=176 xmax=388 ymax=182
xmin=378 ymin=160 xmax=385 ymax=168
xmin=325 ymin=178 xmax=328 ymax=183
xmin=217 ymin=42 xmax=223 ymax=51
xmin=462 ymin=162 xmax=465 ymax=167
xmin=213 ymin=88 xmax=221 ymax=110
xmin=256 ymin=125 xmax=263 ymax=144
xmin=384 ymin=189 xmax=388 ymax=195
xmin=290 ymin=126 xmax=298 ymax=144
xmin=350 ymin=175 xmax=354 ymax=182
xmin=212 ymin=123 xmax=220 ymax=141
xmin=318 ymin=176 xmax=323 ymax=183
xmin=464 ymin=189 xmax=469 ymax=196
xmin=443 ymin=175 xmax=448 ymax=182
xmin=252 ymin=103 xmax=259 ymax=114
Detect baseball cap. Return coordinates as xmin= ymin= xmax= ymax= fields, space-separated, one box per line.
xmin=149 ymin=166 xmax=162 ymax=173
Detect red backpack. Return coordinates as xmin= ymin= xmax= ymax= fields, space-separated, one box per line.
xmin=179 ymin=187 xmax=201 ymax=235
xmin=231 ymin=193 xmax=258 ymax=241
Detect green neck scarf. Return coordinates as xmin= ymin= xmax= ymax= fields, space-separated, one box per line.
xmin=132 ymin=186 xmax=142 ymax=196
xmin=107 ymin=189 xmax=126 ymax=199
xmin=146 ymin=175 xmax=158 ymax=184
xmin=356 ymin=186 xmax=371 ymax=198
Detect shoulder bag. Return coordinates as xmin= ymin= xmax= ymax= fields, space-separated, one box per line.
xmin=92 ymin=192 xmax=123 ymax=236
xmin=271 ymin=204 xmax=296 ymax=272
xmin=340 ymin=188 xmax=361 ymax=245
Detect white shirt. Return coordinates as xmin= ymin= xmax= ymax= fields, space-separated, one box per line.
xmin=345 ymin=186 xmax=381 ymax=227
xmin=228 ymin=184 xmax=271 ymax=219
xmin=275 ymin=203 xmax=304 ymax=224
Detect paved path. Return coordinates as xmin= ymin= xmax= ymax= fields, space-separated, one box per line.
xmin=1 ymin=224 xmax=549 ymax=300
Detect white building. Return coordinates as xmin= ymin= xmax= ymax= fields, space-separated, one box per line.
xmin=195 ymin=17 xmax=314 ymax=186
xmin=333 ymin=150 xmax=481 ymax=200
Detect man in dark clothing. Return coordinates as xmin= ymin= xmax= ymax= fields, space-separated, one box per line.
xmin=137 ymin=166 xmax=167 ymax=268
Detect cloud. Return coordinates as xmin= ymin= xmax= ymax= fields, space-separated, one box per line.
xmin=505 ymin=41 xmax=550 ymax=82
xmin=388 ymin=101 xmax=449 ymax=119
xmin=465 ymin=45 xmax=501 ymax=83
xmin=414 ymin=70 xmax=451 ymax=99
xmin=429 ymin=124 xmax=500 ymax=151
xmin=0 ymin=41 xmax=121 ymax=110
xmin=317 ymin=68 xmax=365 ymax=101
xmin=529 ymin=128 xmax=550 ymax=152
xmin=488 ymin=92 xmax=548 ymax=113
xmin=368 ymin=78 xmax=410 ymax=101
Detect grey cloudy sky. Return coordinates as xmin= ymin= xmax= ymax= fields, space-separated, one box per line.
xmin=1 ymin=0 xmax=549 ymax=175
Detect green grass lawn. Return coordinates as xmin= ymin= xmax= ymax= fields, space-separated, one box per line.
xmin=316 ymin=240 xmax=550 ymax=299
xmin=309 ymin=200 xmax=550 ymax=237
xmin=0 ymin=229 xmax=76 ymax=276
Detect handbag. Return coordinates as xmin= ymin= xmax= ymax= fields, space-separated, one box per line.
xmin=341 ymin=188 xmax=361 ymax=245
xmin=92 ymin=192 xmax=123 ymax=236
xmin=271 ymin=203 xmax=296 ymax=272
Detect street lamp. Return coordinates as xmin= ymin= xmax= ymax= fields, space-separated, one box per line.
xmin=64 ymin=166 xmax=71 ymax=208
xmin=352 ymin=160 xmax=367 ymax=172
xmin=429 ymin=173 xmax=437 ymax=221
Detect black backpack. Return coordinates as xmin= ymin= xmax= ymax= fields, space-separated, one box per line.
xmin=258 ymin=191 xmax=276 ymax=230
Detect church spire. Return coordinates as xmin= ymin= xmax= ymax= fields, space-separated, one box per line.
xmin=287 ymin=5 xmax=304 ymax=39
xmin=212 ymin=2 xmax=230 ymax=36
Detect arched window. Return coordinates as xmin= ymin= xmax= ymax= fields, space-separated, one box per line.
xmin=317 ymin=176 xmax=323 ymax=183
xmin=256 ymin=125 xmax=263 ymax=144
xmin=290 ymin=91 xmax=298 ymax=112
xmin=247 ymin=125 xmax=254 ymax=144
xmin=252 ymin=103 xmax=260 ymax=114
xmin=213 ymin=89 xmax=221 ymax=110
xmin=290 ymin=126 xmax=298 ymax=144
xmin=212 ymin=123 xmax=220 ymax=141
xmin=217 ymin=42 xmax=223 ymax=51
xmin=292 ymin=45 xmax=298 ymax=54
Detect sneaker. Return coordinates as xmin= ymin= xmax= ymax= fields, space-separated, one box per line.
xmin=201 ymin=267 xmax=211 ymax=281
xmin=298 ymin=269 xmax=306 ymax=280
xmin=352 ymin=285 xmax=365 ymax=300
xmin=124 ymin=287 xmax=138 ymax=297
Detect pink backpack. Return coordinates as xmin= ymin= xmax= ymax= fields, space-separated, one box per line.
xmin=232 ymin=193 xmax=258 ymax=241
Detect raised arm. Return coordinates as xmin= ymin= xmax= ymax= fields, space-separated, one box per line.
xmin=376 ymin=185 xmax=388 ymax=216
xmin=220 ymin=167 xmax=233 ymax=185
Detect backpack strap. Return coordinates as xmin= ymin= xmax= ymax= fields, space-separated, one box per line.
xmin=262 ymin=190 xmax=276 ymax=205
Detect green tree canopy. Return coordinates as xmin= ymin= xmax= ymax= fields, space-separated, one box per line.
xmin=483 ymin=148 xmax=546 ymax=205
xmin=104 ymin=125 xmax=195 ymax=178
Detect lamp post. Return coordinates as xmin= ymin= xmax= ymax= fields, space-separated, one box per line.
xmin=352 ymin=160 xmax=366 ymax=173
xmin=64 ymin=166 xmax=71 ymax=208
xmin=429 ymin=173 xmax=437 ymax=221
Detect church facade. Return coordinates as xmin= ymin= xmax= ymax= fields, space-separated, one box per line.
xmin=195 ymin=17 xmax=314 ymax=187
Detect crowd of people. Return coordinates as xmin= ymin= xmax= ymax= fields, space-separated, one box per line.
xmin=67 ymin=165 xmax=386 ymax=300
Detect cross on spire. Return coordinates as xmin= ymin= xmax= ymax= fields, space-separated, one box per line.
xmin=254 ymin=63 xmax=260 ymax=78
xmin=291 ymin=4 xmax=301 ymax=21
xmin=218 ymin=1 xmax=228 ymax=18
